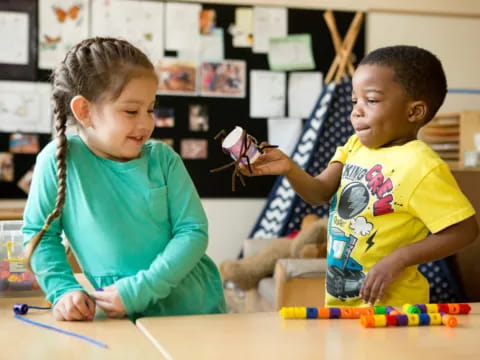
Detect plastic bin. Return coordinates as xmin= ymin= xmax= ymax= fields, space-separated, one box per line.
xmin=0 ymin=220 xmax=41 ymax=296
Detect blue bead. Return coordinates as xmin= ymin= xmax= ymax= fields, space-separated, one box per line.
xmin=306 ymin=307 xmax=318 ymax=319
xmin=419 ymin=313 xmax=430 ymax=325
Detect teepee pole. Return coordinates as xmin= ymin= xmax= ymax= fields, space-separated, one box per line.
xmin=323 ymin=10 xmax=355 ymax=77
xmin=324 ymin=11 xmax=364 ymax=84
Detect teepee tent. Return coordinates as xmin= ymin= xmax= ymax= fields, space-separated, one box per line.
xmin=248 ymin=11 xmax=464 ymax=303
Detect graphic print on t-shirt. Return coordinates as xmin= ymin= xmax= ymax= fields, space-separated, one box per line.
xmin=327 ymin=163 xmax=394 ymax=301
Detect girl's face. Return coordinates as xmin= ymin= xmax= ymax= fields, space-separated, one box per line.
xmin=82 ymin=75 xmax=157 ymax=162
xmin=350 ymin=64 xmax=417 ymax=148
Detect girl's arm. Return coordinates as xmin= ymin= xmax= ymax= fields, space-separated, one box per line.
xmin=23 ymin=145 xmax=84 ymax=305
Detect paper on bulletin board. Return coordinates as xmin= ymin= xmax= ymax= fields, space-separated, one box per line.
xmin=0 ymin=81 xmax=52 ymax=133
xmin=91 ymin=0 xmax=164 ymax=63
xmin=288 ymin=72 xmax=323 ymax=118
xmin=250 ymin=70 xmax=286 ymax=118
xmin=253 ymin=6 xmax=287 ymax=54
xmin=230 ymin=7 xmax=253 ymax=48
xmin=165 ymin=2 xmax=201 ymax=52
xmin=200 ymin=29 xmax=224 ymax=61
xmin=0 ymin=11 xmax=29 ymax=65
xmin=268 ymin=118 xmax=302 ymax=156
xmin=38 ymin=0 xmax=90 ymax=69
xmin=268 ymin=34 xmax=315 ymax=71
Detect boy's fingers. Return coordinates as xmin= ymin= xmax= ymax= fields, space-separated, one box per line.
xmin=92 ymin=291 xmax=110 ymax=301
xmin=367 ymin=279 xmax=382 ymax=305
xmin=63 ymin=303 xmax=86 ymax=321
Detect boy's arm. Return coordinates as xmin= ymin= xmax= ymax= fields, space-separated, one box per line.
xmin=361 ymin=216 xmax=477 ymax=305
xmin=246 ymin=147 xmax=343 ymax=206
xmin=361 ymin=163 xmax=478 ymax=304
xmin=395 ymin=215 xmax=478 ymax=266
xmin=286 ymin=160 xmax=343 ymax=206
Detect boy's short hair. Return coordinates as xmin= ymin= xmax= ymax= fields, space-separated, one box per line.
xmin=359 ymin=45 xmax=447 ymax=123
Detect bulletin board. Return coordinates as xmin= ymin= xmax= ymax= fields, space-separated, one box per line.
xmin=0 ymin=1 xmax=365 ymax=199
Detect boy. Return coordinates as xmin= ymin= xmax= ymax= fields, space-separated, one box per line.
xmin=244 ymin=45 xmax=478 ymax=306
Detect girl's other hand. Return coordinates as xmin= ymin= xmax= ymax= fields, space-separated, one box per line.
xmin=53 ymin=290 xmax=95 ymax=321
xmin=92 ymin=284 xmax=126 ymax=318
xmin=239 ymin=146 xmax=293 ymax=177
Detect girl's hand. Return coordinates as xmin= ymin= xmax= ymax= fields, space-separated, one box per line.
xmin=92 ymin=285 xmax=126 ymax=318
xmin=53 ymin=290 xmax=95 ymax=321
xmin=359 ymin=253 xmax=407 ymax=305
xmin=240 ymin=146 xmax=293 ymax=177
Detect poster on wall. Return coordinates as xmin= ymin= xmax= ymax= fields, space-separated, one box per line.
xmin=0 ymin=81 xmax=52 ymax=133
xmin=91 ymin=0 xmax=164 ymax=63
xmin=0 ymin=11 xmax=29 ymax=65
xmin=200 ymin=60 xmax=246 ymax=98
xmin=38 ymin=0 xmax=90 ymax=69
xmin=156 ymin=58 xmax=198 ymax=96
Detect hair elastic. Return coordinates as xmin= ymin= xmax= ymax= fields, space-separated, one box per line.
xmin=13 ymin=303 xmax=108 ymax=348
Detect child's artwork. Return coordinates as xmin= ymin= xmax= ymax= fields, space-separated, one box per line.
xmin=17 ymin=167 xmax=34 ymax=194
xmin=0 ymin=81 xmax=52 ymax=133
xmin=9 ymin=134 xmax=40 ymax=154
xmin=200 ymin=60 xmax=246 ymax=98
xmin=200 ymin=9 xmax=216 ymax=35
xmin=181 ymin=139 xmax=208 ymax=159
xmin=38 ymin=0 xmax=89 ymax=69
xmin=189 ymin=104 xmax=209 ymax=131
xmin=153 ymin=106 xmax=175 ymax=128
xmin=156 ymin=58 xmax=198 ymax=96
xmin=91 ymin=0 xmax=164 ymax=63
xmin=0 ymin=153 xmax=14 ymax=182
xmin=0 ymin=11 xmax=29 ymax=65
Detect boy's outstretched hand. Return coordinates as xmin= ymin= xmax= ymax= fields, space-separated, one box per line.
xmin=240 ymin=145 xmax=293 ymax=177
xmin=53 ymin=290 xmax=95 ymax=321
xmin=92 ymin=284 xmax=126 ymax=318
xmin=360 ymin=253 xmax=407 ymax=305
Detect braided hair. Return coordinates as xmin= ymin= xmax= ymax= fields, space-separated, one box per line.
xmin=25 ymin=37 xmax=155 ymax=269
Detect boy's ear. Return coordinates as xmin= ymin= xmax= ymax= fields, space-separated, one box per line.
xmin=70 ymin=95 xmax=92 ymax=127
xmin=408 ymin=101 xmax=428 ymax=124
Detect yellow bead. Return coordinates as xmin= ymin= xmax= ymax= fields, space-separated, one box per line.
xmin=425 ymin=304 xmax=438 ymax=313
xmin=407 ymin=314 xmax=420 ymax=326
xmin=429 ymin=313 xmax=442 ymax=325
xmin=294 ymin=307 xmax=307 ymax=319
xmin=373 ymin=315 xmax=387 ymax=327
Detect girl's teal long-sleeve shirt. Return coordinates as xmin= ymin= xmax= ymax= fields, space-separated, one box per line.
xmin=23 ymin=136 xmax=226 ymax=319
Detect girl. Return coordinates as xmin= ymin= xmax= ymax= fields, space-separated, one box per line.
xmin=23 ymin=37 xmax=226 ymax=321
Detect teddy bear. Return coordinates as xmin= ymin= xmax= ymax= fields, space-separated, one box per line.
xmin=219 ymin=214 xmax=328 ymax=291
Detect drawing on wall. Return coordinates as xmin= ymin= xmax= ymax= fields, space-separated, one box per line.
xmin=0 ymin=11 xmax=29 ymax=65
xmin=0 ymin=153 xmax=14 ymax=182
xmin=189 ymin=104 xmax=209 ymax=131
xmin=0 ymin=81 xmax=52 ymax=133
xmin=153 ymin=106 xmax=175 ymax=128
xmin=9 ymin=134 xmax=40 ymax=154
xmin=38 ymin=0 xmax=89 ymax=69
xmin=200 ymin=9 xmax=216 ymax=35
xmin=156 ymin=58 xmax=198 ymax=96
xmin=200 ymin=60 xmax=246 ymax=98
xmin=91 ymin=0 xmax=164 ymax=63
xmin=17 ymin=167 xmax=34 ymax=194
xmin=181 ymin=139 xmax=208 ymax=159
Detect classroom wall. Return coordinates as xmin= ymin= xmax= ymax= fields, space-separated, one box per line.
xmin=2 ymin=0 xmax=479 ymax=266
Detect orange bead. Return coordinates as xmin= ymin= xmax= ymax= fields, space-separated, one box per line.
xmin=442 ymin=314 xmax=458 ymax=328
xmin=318 ymin=308 xmax=330 ymax=319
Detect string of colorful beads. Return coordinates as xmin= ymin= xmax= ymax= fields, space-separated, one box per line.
xmin=360 ymin=313 xmax=458 ymax=328
xmin=279 ymin=306 xmax=376 ymax=319
xmin=402 ymin=303 xmax=471 ymax=315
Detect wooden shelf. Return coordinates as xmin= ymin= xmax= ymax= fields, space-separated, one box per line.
xmin=419 ymin=111 xmax=480 ymax=169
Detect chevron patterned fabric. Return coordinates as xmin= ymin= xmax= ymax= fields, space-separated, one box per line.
xmin=248 ymin=77 xmax=464 ymax=302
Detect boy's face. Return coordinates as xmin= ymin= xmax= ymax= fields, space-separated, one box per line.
xmin=351 ymin=64 xmax=416 ymax=148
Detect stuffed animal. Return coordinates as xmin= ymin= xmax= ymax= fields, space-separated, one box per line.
xmin=219 ymin=214 xmax=328 ymax=290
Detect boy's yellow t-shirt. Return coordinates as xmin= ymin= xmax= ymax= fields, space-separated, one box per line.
xmin=326 ymin=135 xmax=475 ymax=307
